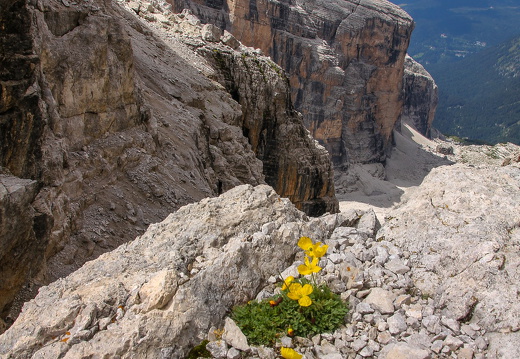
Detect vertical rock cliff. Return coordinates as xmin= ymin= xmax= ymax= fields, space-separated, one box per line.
xmin=0 ymin=0 xmax=337 ymax=327
xmin=170 ymin=0 xmax=414 ymax=166
xmin=200 ymin=44 xmax=336 ymax=214
xmin=0 ymin=0 xmax=43 ymax=180
xmin=398 ymin=55 xmax=438 ymax=138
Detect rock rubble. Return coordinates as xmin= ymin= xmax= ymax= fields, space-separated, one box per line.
xmin=0 ymin=185 xmax=340 ymax=358
xmin=203 ymin=207 xmax=492 ymax=359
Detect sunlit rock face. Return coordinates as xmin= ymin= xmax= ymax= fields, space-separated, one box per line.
xmin=170 ymin=0 xmax=414 ymax=165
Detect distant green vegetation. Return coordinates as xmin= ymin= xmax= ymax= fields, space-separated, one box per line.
xmin=389 ymin=0 xmax=520 ymax=144
xmin=428 ymin=36 xmax=520 ymax=145
xmin=393 ymin=0 xmax=520 ymax=66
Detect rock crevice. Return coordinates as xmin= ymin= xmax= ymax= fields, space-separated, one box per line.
xmin=398 ymin=55 xmax=438 ymax=138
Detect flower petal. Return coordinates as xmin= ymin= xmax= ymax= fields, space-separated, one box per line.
xmin=297 ymin=263 xmax=312 ymax=276
xmin=298 ymin=296 xmax=312 ymax=307
xmin=288 ymin=283 xmax=302 ymax=292
xmin=281 ymin=347 xmax=303 ymax=359
xmin=281 ymin=276 xmax=295 ymax=290
xmin=301 ymin=284 xmax=313 ymax=296
xmin=313 ymin=243 xmax=328 ymax=258
xmin=310 ymin=257 xmax=322 ymax=273
xmin=297 ymin=236 xmax=313 ymax=251
xmin=287 ymin=293 xmax=299 ymax=300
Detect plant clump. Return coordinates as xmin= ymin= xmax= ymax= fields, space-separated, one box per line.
xmin=185 ymin=340 xmax=211 ymax=359
xmin=231 ymin=237 xmax=348 ymax=356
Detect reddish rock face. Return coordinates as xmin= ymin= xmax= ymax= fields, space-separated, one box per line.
xmin=171 ymin=0 xmax=414 ymax=165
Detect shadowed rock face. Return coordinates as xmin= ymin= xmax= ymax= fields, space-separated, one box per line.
xmin=0 ymin=175 xmax=47 ymax=325
xmin=0 ymin=0 xmax=44 ymax=179
xmin=399 ymin=55 xmax=438 ymax=138
xmin=0 ymin=0 xmax=337 ymax=326
xmin=202 ymin=46 xmax=337 ymax=215
xmin=169 ymin=0 xmax=414 ymax=165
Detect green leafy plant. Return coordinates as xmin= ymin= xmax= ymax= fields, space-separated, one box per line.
xmin=185 ymin=340 xmax=211 ymax=359
xmin=231 ymin=237 xmax=348 ymax=349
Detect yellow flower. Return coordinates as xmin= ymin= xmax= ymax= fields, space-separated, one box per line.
xmin=298 ymin=236 xmax=313 ymax=252
xmin=298 ymin=295 xmax=312 ymax=307
xmin=281 ymin=276 xmax=295 ymax=290
xmin=287 ymin=327 xmax=295 ymax=336
xmin=281 ymin=347 xmax=302 ymax=359
xmin=310 ymin=242 xmax=328 ymax=258
xmin=297 ymin=236 xmax=328 ymax=258
xmin=297 ymin=256 xmax=322 ymax=276
xmin=287 ymin=283 xmax=313 ymax=307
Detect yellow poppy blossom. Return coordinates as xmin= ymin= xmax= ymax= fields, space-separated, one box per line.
xmin=298 ymin=295 xmax=312 ymax=307
xmin=297 ymin=256 xmax=322 ymax=275
xmin=309 ymin=242 xmax=328 ymax=258
xmin=281 ymin=276 xmax=295 ymax=290
xmin=281 ymin=347 xmax=303 ymax=359
xmin=297 ymin=236 xmax=313 ymax=252
xmin=298 ymin=236 xmax=328 ymax=258
xmin=287 ymin=283 xmax=313 ymax=307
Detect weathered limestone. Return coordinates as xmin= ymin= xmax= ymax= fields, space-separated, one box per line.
xmin=127 ymin=4 xmax=338 ymax=215
xmin=199 ymin=44 xmax=337 ymax=215
xmin=378 ymin=162 xmax=520 ymax=355
xmin=0 ymin=174 xmax=47 ymax=323
xmin=170 ymin=0 xmax=414 ymax=165
xmin=4 ymin=165 xmax=517 ymax=357
xmin=0 ymin=185 xmax=337 ymax=358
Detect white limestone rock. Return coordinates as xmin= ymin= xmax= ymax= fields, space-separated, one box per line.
xmin=0 ymin=185 xmax=333 ymax=358
xmin=388 ymin=313 xmax=408 ymax=335
xmin=377 ymin=163 xmax=520 ymax=352
xmin=207 ymin=340 xmax=228 ymax=358
xmin=444 ymin=335 xmax=464 ymax=351
xmin=227 ymin=347 xmax=241 ymax=359
xmin=379 ymin=342 xmax=431 ymax=359
xmin=201 ymin=23 xmax=222 ymax=42
xmin=223 ymin=318 xmax=249 ymax=351
xmin=364 ymin=288 xmax=396 ymax=314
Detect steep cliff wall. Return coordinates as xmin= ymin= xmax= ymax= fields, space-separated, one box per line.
xmin=170 ymin=0 xmax=414 ymax=165
xmin=200 ymin=44 xmax=337 ymax=214
xmin=399 ymin=55 xmax=438 ymax=137
xmin=0 ymin=0 xmax=44 ymax=180
xmin=0 ymin=0 xmax=337 ymax=327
